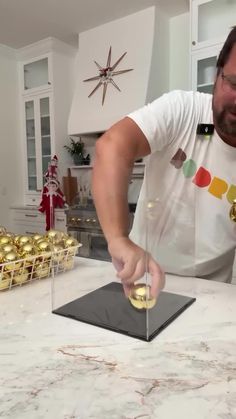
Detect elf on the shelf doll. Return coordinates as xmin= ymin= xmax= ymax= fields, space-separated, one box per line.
xmin=38 ymin=155 xmax=66 ymax=231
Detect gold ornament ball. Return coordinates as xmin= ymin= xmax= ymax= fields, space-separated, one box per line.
xmin=0 ymin=272 xmax=11 ymax=290
xmin=0 ymin=235 xmax=12 ymax=245
xmin=13 ymin=268 xmax=29 ymax=285
xmin=0 ymin=250 xmax=5 ymax=263
xmin=230 ymin=200 xmax=236 ymax=222
xmin=46 ymin=230 xmax=64 ymax=243
xmin=128 ymin=283 xmax=156 ymax=310
xmin=20 ymin=243 xmax=37 ymax=257
xmin=36 ymin=241 xmax=52 ymax=261
xmin=4 ymin=251 xmax=22 ymax=271
xmin=35 ymin=262 xmax=50 ymax=279
xmin=1 ymin=243 xmax=18 ymax=254
xmin=32 ymin=234 xmax=44 ymax=243
xmin=51 ymin=244 xmax=65 ymax=263
xmin=17 ymin=236 xmax=32 ymax=246
xmin=63 ymin=258 xmax=74 ymax=271
xmin=64 ymin=236 xmax=79 ymax=248
xmin=37 ymin=240 xmax=52 ymax=252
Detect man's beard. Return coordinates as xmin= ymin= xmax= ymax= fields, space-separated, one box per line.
xmin=213 ymin=103 xmax=236 ymax=136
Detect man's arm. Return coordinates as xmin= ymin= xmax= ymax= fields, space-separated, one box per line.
xmin=92 ymin=116 xmax=165 ymax=297
xmin=92 ymin=117 xmax=150 ymax=242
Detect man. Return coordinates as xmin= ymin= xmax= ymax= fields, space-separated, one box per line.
xmin=92 ymin=27 xmax=236 ymax=298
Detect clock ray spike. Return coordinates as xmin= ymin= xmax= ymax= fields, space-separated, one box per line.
xmin=94 ymin=60 xmax=103 ymax=70
xmin=110 ymin=52 xmax=127 ymax=71
xmin=106 ymin=46 xmax=112 ymax=68
xmin=83 ymin=75 xmax=101 ymax=82
xmin=110 ymin=79 xmax=121 ymax=92
xmin=88 ymin=81 xmax=103 ymax=98
xmin=112 ymin=69 xmax=133 ymax=76
xmin=102 ymin=82 xmax=108 ymax=106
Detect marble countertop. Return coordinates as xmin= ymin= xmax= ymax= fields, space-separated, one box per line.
xmin=1 ymin=258 xmax=236 ymax=419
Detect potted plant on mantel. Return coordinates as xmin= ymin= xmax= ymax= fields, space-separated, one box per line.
xmin=64 ymin=137 xmax=85 ymax=165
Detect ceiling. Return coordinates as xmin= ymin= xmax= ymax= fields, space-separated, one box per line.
xmin=0 ymin=0 xmax=189 ymax=49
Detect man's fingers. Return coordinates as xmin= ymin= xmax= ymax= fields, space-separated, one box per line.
xmin=112 ymin=257 xmax=124 ymax=273
xmin=122 ymin=283 xmax=132 ymax=298
xmin=116 ymin=258 xmax=138 ymax=283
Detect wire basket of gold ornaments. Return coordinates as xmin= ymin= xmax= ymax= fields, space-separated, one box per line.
xmin=0 ymin=227 xmax=82 ymax=291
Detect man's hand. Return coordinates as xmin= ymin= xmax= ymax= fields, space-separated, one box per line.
xmin=108 ymin=237 xmax=165 ymax=298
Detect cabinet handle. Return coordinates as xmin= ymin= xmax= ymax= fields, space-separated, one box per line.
xmin=56 ymin=218 xmax=64 ymax=221
xmin=192 ymin=41 xmax=196 ymax=46
xmin=25 ymin=231 xmax=36 ymax=235
xmin=25 ymin=214 xmax=37 ymax=218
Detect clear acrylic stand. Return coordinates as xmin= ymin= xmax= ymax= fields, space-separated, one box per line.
xmin=52 ymin=147 xmax=196 ymax=341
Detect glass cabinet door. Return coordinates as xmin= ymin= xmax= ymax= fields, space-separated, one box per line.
xmin=40 ymin=97 xmax=51 ymax=186
xmin=191 ymin=45 xmax=221 ymax=92
xmin=24 ymin=95 xmax=52 ymax=194
xmin=24 ymin=57 xmax=49 ymax=91
xmin=25 ymin=100 xmax=37 ymax=191
xmin=191 ymin=0 xmax=236 ymax=50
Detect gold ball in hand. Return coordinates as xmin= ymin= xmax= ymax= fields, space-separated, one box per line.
xmin=128 ymin=283 xmax=156 ymax=310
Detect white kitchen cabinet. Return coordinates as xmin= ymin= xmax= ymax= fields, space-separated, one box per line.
xmin=22 ymin=55 xmax=51 ymax=94
xmin=10 ymin=207 xmax=67 ymax=235
xmin=23 ymin=93 xmax=53 ymax=196
xmin=190 ymin=0 xmax=236 ymax=51
xmin=18 ymin=38 xmax=76 ymax=205
xmin=191 ymin=44 xmax=222 ymax=93
xmin=190 ymin=0 xmax=235 ymax=92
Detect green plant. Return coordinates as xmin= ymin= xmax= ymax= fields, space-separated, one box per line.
xmin=64 ymin=137 xmax=85 ymax=156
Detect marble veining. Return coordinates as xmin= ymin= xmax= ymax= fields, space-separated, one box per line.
xmin=0 ymin=258 xmax=236 ymax=419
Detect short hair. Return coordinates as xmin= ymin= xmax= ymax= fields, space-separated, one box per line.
xmin=216 ymin=26 xmax=236 ymax=74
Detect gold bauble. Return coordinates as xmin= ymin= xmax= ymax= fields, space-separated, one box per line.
xmin=13 ymin=235 xmax=21 ymax=245
xmin=230 ymin=199 xmax=236 ymax=222
xmin=0 ymin=250 xmax=5 ymax=263
xmin=35 ymin=262 xmax=50 ymax=279
xmin=64 ymin=236 xmax=79 ymax=248
xmin=51 ymin=244 xmax=65 ymax=263
xmin=62 ymin=258 xmax=74 ymax=271
xmin=46 ymin=230 xmax=64 ymax=243
xmin=0 ymin=273 xmax=11 ymax=290
xmin=0 ymin=226 xmax=7 ymax=235
xmin=20 ymin=243 xmax=37 ymax=257
xmin=128 ymin=283 xmax=156 ymax=310
xmin=23 ymin=254 xmax=39 ymax=270
xmin=17 ymin=236 xmax=32 ymax=246
xmin=4 ymin=251 xmax=22 ymax=271
xmin=13 ymin=268 xmax=29 ymax=284
xmin=1 ymin=243 xmax=18 ymax=254
xmin=37 ymin=240 xmax=51 ymax=252
xmin=0 ymin=235 xmax=12 ymax=245
xmin=32 ymin=234 xmax=44 ymax=243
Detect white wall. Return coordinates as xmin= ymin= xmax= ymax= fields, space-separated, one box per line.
xmin=0 ymin=45 xmax=23 ymax=230
xmin=169 ymin=12 xmax=190 ymax=91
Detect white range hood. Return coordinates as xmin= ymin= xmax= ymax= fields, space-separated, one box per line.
xmin=68 ymin=6 xmax=169 ymax=135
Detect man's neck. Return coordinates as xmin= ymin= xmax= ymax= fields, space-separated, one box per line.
xmin=213 ymin=120 xmax=236 ymax=147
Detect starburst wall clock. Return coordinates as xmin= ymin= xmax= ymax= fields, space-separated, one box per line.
xmin=83 ymin=46 xmax=133 ymax=106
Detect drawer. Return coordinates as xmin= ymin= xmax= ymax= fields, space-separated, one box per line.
xmin=12 ymin=222 xmax=46 ymax=235
xmin=13 ymin=210 xmax=44 ymax=224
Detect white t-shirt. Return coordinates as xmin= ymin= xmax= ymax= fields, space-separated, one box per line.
xmin=128 ymin=90 xmax=236 ymax=283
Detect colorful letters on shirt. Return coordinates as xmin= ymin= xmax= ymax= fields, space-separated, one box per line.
xmin=170 ymin=148 xmax=236 ymax=204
